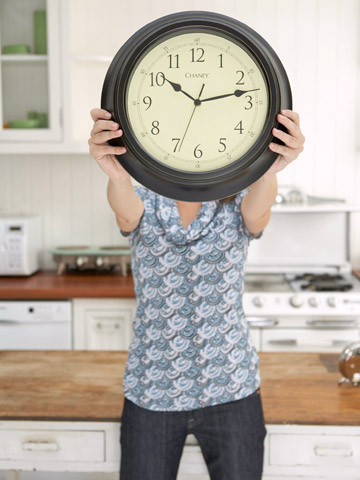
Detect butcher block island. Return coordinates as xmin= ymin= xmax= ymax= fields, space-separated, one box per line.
xmin=0 ymin=351 xmax=359 ymax=480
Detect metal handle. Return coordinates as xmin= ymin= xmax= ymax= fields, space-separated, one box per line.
xmin=268 ymin=339 xmax=297 ymax=345
xmin=314 ymin=444 xmax=353 ymax=457
xmin=268 ymin=338 xmax=350 ymax=347
xmin=22 ymin=440 xmax=59 ymax=452
xmin=247 ymin=318 xmax=279 ymax=327
xmin=307 ymin=319 xmax=359 ymax=328
xmin=96 ymin=322 xmax=120 ymax=330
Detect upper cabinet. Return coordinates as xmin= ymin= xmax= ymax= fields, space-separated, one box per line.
xmin=0 ymin=0 xmax=62 ymax=149
xmin=61 ymin=0 xmax=132 ymax=152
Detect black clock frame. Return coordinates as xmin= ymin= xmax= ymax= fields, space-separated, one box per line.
xmin=101 ymin=10 xmax=292 ymax=201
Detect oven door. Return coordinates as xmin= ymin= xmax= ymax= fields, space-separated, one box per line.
xmin=261 ymin=318 xmax=360 ymax=353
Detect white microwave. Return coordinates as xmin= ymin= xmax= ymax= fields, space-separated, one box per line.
xmin=0 ymin=214 xmax=43 ymax=276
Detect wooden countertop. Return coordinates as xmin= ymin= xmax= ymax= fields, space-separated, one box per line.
xmin=0 ymin=271 xmax=135 ymax=299
xmin=1 ymin=270 xmax=360 ymax=300
xmin=0 ymin=351 xmax=359 ymax=425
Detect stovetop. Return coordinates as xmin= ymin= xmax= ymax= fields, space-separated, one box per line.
xmin=244 ymin=272 xmax=360 ymax=294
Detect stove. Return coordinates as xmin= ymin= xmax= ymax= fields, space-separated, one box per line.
xmin=243 ymin=272 xmax=360 ymax=317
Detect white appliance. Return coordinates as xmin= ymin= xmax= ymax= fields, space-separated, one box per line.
xmin=0 ymin=300 xmax=72 ymax=350
xmin=243 ymin=187 xmax=360 ymax=353
xmin=0 ymin=214 xmax=43 ymax=276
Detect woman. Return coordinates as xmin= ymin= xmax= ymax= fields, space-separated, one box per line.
xmin=88 ymin=107 xmax=305 ymax=480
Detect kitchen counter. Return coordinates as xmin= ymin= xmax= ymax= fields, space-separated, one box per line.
xmin=0 ymin=350 xmax=359 ymax=425
xmin=0 ymin=270 xmax=135 ymax=299
xmin=1 ymin=270 xmax=360 ymax=300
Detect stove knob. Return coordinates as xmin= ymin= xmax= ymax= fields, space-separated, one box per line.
xmin=96 ymin=256 xmax=104 ymax=267
xmin=327 ymin=296 xmax=337 ymax=308
xmin=290 ymin=294 xmax=304 ymax=308
xmin=253 ymin=296 xmax=264 ymax=307
xmin=76 ymin=256 xmax=87 ymax=266
xmin=308 ymin=296 xmax=319 ymax=307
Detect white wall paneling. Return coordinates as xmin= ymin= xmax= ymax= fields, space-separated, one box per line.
xmin=0 ymin=0 xmax=359 ymax=269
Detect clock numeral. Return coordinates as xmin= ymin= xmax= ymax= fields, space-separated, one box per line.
xmin=236 ymin=70 xmax=245 ymax=85
xmin=171 ymin=138 xmax=181 ymax=152
xmin=149 ymin=72 xmax=165 ymax=87
xmin=259 ymin=100 xmax=263 ymax=105
xmin=190 ymin=48 xmax=205 ymax=63
xmin=194 ymin=144 xmax=203 ymax=158
xmin=143 ymin=96 xmax=152 ymax=110
xmin=195 ymin=162 xmax=201 ymax=169
xmin=218 ymin=54 xmax=224 ymax=68
xmin=194 ymin=37 xmax=200 ymax=43
xmin=132 ymin=101 xmax=136 ymax=106
xmin=151 ymin=120 xmax=160 ymax=135
xmin=234 ymin=120 xmax=244 ymax=135
xmin=250 ymin=131 xmax=255 ymax=137
xmin=168 ymin=54 xmax=180 ymax=68
xmin=218 ymin=138 xmax=227 ymax=152
xmin=244 ymin=95 xmax=253 ymax=110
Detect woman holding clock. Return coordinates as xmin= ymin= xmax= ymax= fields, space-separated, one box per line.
xmin=88 ymin=105 xmax=305 ymax=480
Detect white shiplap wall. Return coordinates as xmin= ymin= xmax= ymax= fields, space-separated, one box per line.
xmin=0 ymin=0 xmax=359 ymax=270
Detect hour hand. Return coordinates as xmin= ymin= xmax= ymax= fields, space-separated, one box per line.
xmin=201 ymin=88 xmax=260 ymax=103
xmin=164 ymin=77 xmax=196 ymax=102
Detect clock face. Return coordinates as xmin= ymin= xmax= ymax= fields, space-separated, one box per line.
xmin=125 ymin=30 xmax=269 ymax=173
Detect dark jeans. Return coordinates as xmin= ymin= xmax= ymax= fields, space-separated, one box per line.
xmin=120 ymin=388 xmax=267 ymax=480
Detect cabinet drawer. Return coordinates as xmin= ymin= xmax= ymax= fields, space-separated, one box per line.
xmin=0 ymin=429 xmax=105 ymax=463
xmin=178 ymin=445 xmax=209 ymax=476
xmin=269 ymin=433 xmax=360 ymax=468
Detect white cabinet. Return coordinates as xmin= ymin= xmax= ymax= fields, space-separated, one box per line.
xmin=263 ymin=425 xmax=360 ymax=479
xmin=1 ymin=422 xmax=359 ymax=480
xmin=72 ymin=298 xmax=136 ymax=350
xmin=0 ymin=0 xmax=62 ymax=147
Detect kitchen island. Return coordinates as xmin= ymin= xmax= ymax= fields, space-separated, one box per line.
xmin=0 ymin=351 xmax=359 ymax=479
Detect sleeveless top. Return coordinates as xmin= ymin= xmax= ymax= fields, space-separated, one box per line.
xmin=120 ymin=185 xmax=263 ymax=411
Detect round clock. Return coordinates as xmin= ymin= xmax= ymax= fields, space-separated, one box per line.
xmin=101 ymin=10 xmax=292 ymax=201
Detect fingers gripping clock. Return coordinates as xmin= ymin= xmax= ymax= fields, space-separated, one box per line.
xmin=101 ymin=11 xmax=292 ymax=201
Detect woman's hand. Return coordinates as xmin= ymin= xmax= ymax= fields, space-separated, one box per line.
xmin=88 ymin=108 xmax=130 ymax=183
xmin=264 ymin=109 xmax=305 ymax=177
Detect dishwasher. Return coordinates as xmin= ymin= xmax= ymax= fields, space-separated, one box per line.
xmin=0 ymin=300 xmax=72 ymax=350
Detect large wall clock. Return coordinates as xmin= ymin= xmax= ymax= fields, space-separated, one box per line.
xmin=101 ymin=10 xmax=292 ymax=201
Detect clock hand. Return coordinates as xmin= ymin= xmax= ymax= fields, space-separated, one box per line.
xmin=179 ymin=83 xmax=205 ymax=152
xmin=201 ymin=88 xmax=260 ymax=103
xmin=164 ymin=77 xmax=197 ymax=102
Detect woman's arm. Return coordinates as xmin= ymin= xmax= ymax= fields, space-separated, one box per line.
xmin=241 ymin=109 xmax=305 ymax=236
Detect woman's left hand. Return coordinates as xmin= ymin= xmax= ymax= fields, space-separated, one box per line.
xmin=263 ymin=110 xmax=305 ymax=177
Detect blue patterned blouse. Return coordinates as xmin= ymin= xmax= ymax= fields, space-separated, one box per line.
xmin=120 ymin=185 xmax=263 ymax=411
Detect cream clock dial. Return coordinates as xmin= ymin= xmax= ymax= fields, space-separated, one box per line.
xmin=102 ymin=11 xmax=292 ymax=201
xmin=126 ymin=32 xmax=269 ymax=172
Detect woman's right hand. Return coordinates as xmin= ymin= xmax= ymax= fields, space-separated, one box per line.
xmin=88 ymin=108 xmax=130 ymax=183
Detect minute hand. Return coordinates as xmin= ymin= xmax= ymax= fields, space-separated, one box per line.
xmin=201 ymin=88 xmax=260 ymax=103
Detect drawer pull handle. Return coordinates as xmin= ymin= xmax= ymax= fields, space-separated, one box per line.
xmin=314 ymin=444 xmax=353 ymax=457
xmin=22 ymin=440 xmax=59 ymax=452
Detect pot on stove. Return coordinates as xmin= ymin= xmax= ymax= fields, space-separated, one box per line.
xmin=338 ymin=342 xmax=360 ymax=386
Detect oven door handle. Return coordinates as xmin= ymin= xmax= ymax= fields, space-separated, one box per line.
xmin=246 ymin=317 xmax=279 ymax=327
xmin=306 ymin=319 xmax=359 ymax=328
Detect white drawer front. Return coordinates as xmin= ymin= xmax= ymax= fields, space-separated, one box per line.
xmin=0 ymin=429 xmax=105 ymax=462
xmin=178 ymin=445 xmax=209 ymax=476
xmin=269 ymin=433 xmax=360 ymax=468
